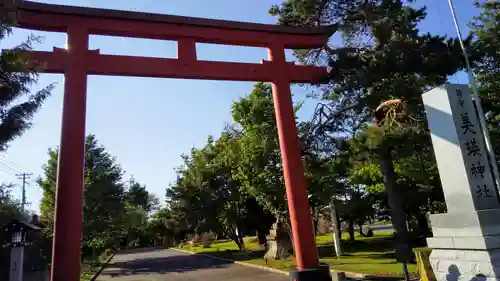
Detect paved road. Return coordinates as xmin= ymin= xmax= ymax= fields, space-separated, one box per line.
xmin=97 ymin=248 xmax=288 ymax=281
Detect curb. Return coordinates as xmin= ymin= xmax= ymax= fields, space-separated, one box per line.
xmin=89 ymin=251 xmax=117 ymax=281
xmin=171 ymin=248 xmax=369 ymax=279
xmin=342 ymin=270 xmax=367 ymax=279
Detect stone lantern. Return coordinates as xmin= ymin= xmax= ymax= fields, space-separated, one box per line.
xmin=1 ymin=218 xmax=40 ymax=281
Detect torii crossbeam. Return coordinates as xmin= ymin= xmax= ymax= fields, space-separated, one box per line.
xmin=14 ymin=2 xmax=335 ymax=281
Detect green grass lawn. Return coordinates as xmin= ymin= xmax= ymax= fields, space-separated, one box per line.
xmin=178 ymin=231 xmax=421 ymax=277
xmin=79 ymin=251 xmax=115 ymax=281
xmin=368 ymin=220 xmax=392 ymax=227
xmin=80 ymin=263 xmax=96 ymax=281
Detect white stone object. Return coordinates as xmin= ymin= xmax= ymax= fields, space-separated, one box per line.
xmin=9 ymin=247 xmax=24 ymax=281
xmin=201 ymin=233 xmax=213 ymax=248
xmin=331 ymin=271 xmax=346 ymax=281
xmin=422 ymin=83 xmax=499 ymax=211
xmin=264 ymin=240 xmax=279 ymax=260
xmin=423 ymin=84 xmax=500 ymax=281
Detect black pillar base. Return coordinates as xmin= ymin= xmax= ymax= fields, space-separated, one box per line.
xmin=289 ymin=264 xmax=332 ymax=281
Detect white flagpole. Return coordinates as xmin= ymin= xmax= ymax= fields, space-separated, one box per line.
xmin=447 ymin=0 xmax=500 ymax=191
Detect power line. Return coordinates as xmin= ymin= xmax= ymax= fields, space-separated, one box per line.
xmin=0 ymin=156 xmax=31 ymax=183
xmin=0 ymin=155 xmax=28 ymax=176
xmin=0 ymin=155 xmax=29 ymax=172
xmin=0 ymin=164 xmax=17 ymax=174
xmin=0 ymin=161 xmax=22 ymax=175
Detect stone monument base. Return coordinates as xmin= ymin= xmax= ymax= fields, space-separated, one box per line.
xmin=264 ymin=240 xmax=292 ymax=260
xmin=428 ymin=248 xmax=500 ymax=281
xmin=264 ymin=240 xmax=279 ymax=260
xmin=427 ymin=209 xmax=500 ymax=281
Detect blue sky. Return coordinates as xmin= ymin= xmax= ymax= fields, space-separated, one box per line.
xmin=0 ymin=0 xmax=477 ymax=213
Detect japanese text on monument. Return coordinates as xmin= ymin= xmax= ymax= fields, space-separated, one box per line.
xmin=454 ymin=87 xmax=496 ymax=205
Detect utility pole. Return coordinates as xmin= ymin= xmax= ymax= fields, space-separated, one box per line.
xmin=16 ymin=173 xmax=32 ymax=212
xmin=447 ymin=0 xmax=500 ymax=192
xmin=129 ymin=175 xmax=135 ymax=188
xmin=329 ymin=198 xmax=342 ymax=257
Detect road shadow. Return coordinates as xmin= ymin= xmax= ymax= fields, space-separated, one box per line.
xmin=196 ymin=249 xmax=267 ymax=262
xmin=446 ymin=265 xmax=488 ymax=281
xmin=317 ymin=238 xmax=396 ymax=259
xmin=115 ymin=246 xmax=169 ymax=255
xmin=100 ymin=251 xmax=234 ymax=277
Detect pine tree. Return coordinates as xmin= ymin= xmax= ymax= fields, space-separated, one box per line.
xmin=39 ymin=135 xmax=126 ymax=257
xmin=471 ymin=1 xmax=500 ymax=159
xmin=0 ymin=0 xmax=53 ymax=151
xmin=270 ymin=0 xmax=468 ymax=260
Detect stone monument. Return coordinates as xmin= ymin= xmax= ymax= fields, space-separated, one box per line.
xmin=422 ymin=84 xmax=500 ymax=281
xmin=201 ymin=232 xmax=213 ymax=248
xmin=1 ymin=218 xmax=41 ymax=281
xmin=264 ymin=220 xmax=293 ymax=260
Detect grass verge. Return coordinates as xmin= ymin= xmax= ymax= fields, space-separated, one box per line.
xmin=80 ymin=250 xmax=115 ymax=281
xmin=178 ymin=231 xmax=422 ymax=277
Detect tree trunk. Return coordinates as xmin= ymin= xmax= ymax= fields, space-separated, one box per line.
xmin=277 ymin=221 xmax=294 ymax=258
xmin=347 ymin=220 xmax=355 ymax=241
xmin=92 ymin=247 xmax=97 ymax=263
xmin=358 ymin=223 xmax=364 ymax=236
xmin=336 ymin=209 xmax=342 ymax=239
xmin=238 ymin=230 xmax=245 ymax=251
xmin=416 ymin=213 xmax=431 ymax=237
xmin=230 ymin=197 xmax=245 ymax=251
xmin=229 ymin=228 xmax=243 ymax=250
xmin=257 ymin=229 xmax=267 ymax=245
xmin=234 ymin=239 xmax=243 ymax=250
xmin=311 ymin=205 xmax=318 ymax=235
xmin=232 ymin=235 xmax=243 ymax=250
xmin=379 ymin=145 xmax=411 ymax=262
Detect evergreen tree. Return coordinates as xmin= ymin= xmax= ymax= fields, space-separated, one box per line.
xmin=39 ymin=135 xmax=126 ymax=257
xmin=270 ymin=0 xmax=467 ymax=258
xmin=471 ymin=0 xmax=500 ymax=160
xmin=0 ymin=0 xmax=53 ymax=151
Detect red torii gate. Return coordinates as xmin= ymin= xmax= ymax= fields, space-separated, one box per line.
xmin=15 ymin=2 xmax=334 ymax=281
